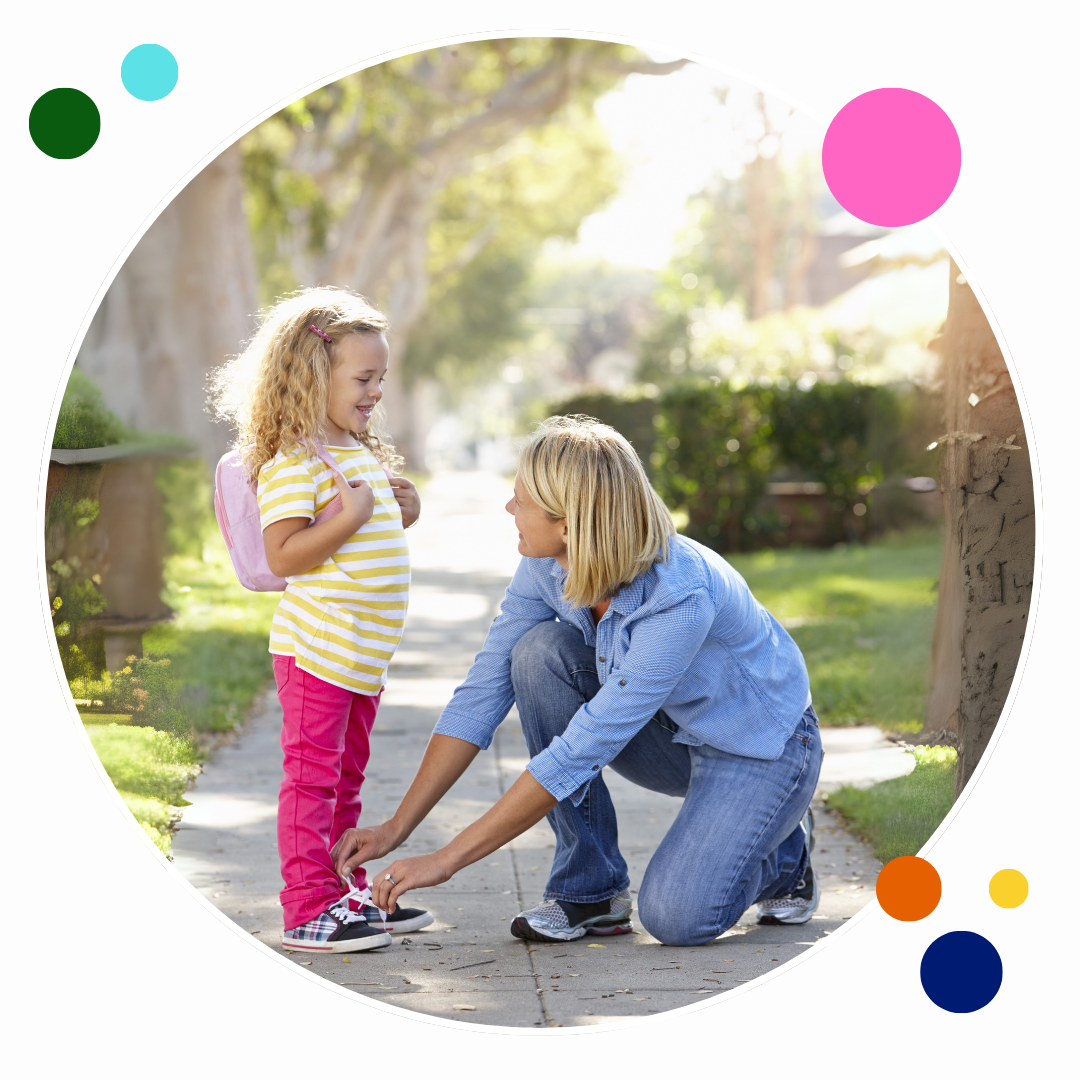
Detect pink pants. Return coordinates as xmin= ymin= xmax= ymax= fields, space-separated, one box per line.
xmin=274 ymin=655 xmax=380 ymax=930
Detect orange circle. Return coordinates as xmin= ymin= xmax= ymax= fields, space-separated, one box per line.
xmin=876 ymin=856 xmax=941 ymax=921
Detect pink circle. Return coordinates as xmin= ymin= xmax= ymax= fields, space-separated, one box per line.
xmin=823 ymin=88 xmax=961 ymax=227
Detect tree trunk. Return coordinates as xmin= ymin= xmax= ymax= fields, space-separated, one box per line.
xmin=925 ymin=259 xmax=1035 ymax=797
xmin=76 ymin=144 xmax=259 ymax=470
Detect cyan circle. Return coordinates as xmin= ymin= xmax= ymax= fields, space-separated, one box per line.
xmin=121 ymin=44 xmax=178 ymax=101
xmin=920 ymin=931 xmax=1003 ymax=1013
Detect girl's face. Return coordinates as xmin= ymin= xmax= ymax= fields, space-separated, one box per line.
xmin=324 ymin=332 xmax=389 ymax=443
xmin=506 ymin=474 xmax=568 ymax=567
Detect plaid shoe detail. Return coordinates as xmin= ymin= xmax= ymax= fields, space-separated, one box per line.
xmin=283 ymin=911 xmax=340 ymax=942
xmin=282 ymin=896 xmax=392 ymax=953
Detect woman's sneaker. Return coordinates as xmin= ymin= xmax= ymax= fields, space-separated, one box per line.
xmin=755 ymin=866 xmax=820 ymax=925
xmin=281 ymin=897 xmax=393 ymax=953
xmin=339 ymin=878 xmax=435 ymax=935
xmin=756 ymin=807 xmax=819 ymax=925
xmin=510 ymin=890 xmax=633 ymax=943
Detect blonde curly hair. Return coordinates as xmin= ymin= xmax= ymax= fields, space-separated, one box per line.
xmin=209 ymin=286 xmax=404 ymax=481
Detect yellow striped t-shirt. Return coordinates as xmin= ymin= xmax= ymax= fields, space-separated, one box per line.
xmin=256 ymin=443 xmax=409 ymax=695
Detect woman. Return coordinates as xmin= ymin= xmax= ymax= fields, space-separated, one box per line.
xmin=332 ymin=415 xmax=823 ymax=947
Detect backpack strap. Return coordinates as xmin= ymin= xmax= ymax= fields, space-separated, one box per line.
xmin=307 ymin=438 xmax=395 ymax=482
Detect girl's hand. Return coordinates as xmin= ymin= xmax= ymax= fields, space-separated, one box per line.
xmin=333 ymin=470 xmax=375 ymax=528
xmin=389 ymin=477 xmax=420 ymax=528
xmin=369 ymin=852 xmax=454 ymax=914
xmin=332 ymin=822 xmax=401 ymax=882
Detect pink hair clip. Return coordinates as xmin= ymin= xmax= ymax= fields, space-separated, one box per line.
xmin=308 ymin=324 xmax=332 ymax=343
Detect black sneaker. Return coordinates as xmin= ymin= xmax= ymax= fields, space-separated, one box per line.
xmin=510 ymin=890 xmax=634 ymax=943
xmin=281 ymin=899 xmax=393 ymax=953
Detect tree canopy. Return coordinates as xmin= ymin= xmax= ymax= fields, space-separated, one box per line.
xmin=242 ymin=39 xmax=684 ymax=367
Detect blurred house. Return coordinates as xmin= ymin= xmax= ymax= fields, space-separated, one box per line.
xmin=803 ymin=210 xmax=888 ymax=306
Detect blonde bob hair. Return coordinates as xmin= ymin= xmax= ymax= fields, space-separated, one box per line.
xmin=209 ymin=286 xmax=403 ymax=480
xmin=519 ymin=415 xmax=676 ymax=609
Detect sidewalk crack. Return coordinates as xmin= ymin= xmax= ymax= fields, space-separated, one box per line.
xmin=494 ymin=722 xmax=550 ymax=1026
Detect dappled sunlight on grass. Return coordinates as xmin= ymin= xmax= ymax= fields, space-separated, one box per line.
xmin=85 ymin=724 xmax=202 ymax=856
xmin=77 ymin=536 xmax=275 ymax=853
xmin=728 ymin=527 xmax=943 ymax=731
xmin=143 ymin=537 xmax=279 ymax=732
xmin=827 ymin=746 xmax=956 ymax=862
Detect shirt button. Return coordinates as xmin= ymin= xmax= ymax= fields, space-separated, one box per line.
xmin=619 ymin=679 xmax=626 ymax=686
xmin=592 ymin=765 xmax=599 ymax=771
xmin=598 ymin=656 xmax=606 ymax=663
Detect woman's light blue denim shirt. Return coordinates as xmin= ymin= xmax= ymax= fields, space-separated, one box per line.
xmin=433 ymin=535 xmax=811 ymax=804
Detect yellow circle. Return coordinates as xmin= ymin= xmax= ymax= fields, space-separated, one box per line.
xmin=989 ymin=869 xmax=1028 ymax=908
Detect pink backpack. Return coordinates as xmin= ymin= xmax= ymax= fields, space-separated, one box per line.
xmin=213 ymin=443 xmax=388 ymax=592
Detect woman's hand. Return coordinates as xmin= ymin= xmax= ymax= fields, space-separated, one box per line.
xmin=331 ymin=822 xmax=401 ymax=882
xmin=362 ymin=770 xmax=558 ymax=914
xmin=369 ymin=852 xmax=455 ymax=914
xmin=389 ymin=477 xmax=420 ymax=528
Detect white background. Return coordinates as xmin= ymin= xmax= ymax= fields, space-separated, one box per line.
xmin=3 ymin=1 xmax=1074 ymax=1073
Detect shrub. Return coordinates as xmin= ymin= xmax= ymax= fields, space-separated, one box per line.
xmin=545 ymin=387 xmax=661 ymax=478
xmin=47 ymin=492 xmax=108 ymax=681
xmin=542 ymin=378 xmax=929 ymax=554
xmin=99 ymin=656 xmax=191 ymax=738
xmin=654 ymin=381 xmax=782 ymax=550
xmin=772 ymin=380 xmax=888 ymax=494
xmin=656 ymin=379 xmax=909 ymax=551
xmin=52 ymin=367 xmax=127 ymax=449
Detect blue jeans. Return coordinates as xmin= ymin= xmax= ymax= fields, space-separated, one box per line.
xmin=510 ymin=621 xmax=823 ymax=947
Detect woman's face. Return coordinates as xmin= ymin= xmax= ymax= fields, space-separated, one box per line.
xmin=506 ymin=475 xmax=568 ymax=567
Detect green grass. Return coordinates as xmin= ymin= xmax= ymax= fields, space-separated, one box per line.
xmin=119 ymin=793 xmax=185 ymax=856
xmin=727 ymin=527 xmax=944 ymax=732
xmin=826 ymin=745 xmax=957 ymax=862
xmin=143 ymin=536 xmax=280 ymax=733
xmin=76 ymin=533 xmax=278 ymax=853
xmin=83 ymin=722 xmax=202 ymax=856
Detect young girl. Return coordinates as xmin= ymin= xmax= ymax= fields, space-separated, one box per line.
xmin=212 ymin=287 xmax=433 ymax=952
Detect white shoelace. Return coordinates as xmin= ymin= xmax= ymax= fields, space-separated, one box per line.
xmin=334 ymin=880 xmax=389 ymax=929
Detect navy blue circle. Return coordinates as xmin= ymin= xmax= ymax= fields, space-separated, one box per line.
xmin=920 ymin=931 xmax=1002 ymax=1013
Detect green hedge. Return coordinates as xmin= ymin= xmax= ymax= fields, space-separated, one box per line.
xmin=549 ymin=388 xmax=662 ymax=480
xmin=548 ymin=379 xmax=932 ymax=552
xmin=53 ymin=367 xmax=127 ymax=449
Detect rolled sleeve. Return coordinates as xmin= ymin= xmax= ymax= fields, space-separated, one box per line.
xmin=527 ymin=592 xmax=714 ymax=804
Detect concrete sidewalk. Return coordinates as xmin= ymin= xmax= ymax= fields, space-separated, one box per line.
xmin=172 ymin=472 xmax=889 ymax=1028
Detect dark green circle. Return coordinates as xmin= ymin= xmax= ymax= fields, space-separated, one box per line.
xmin=29 ymin=88 xmax=100 ymax=159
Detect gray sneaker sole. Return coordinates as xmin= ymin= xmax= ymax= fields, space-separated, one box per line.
xmin=511 ymin=900 xmax=634 ymax=943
